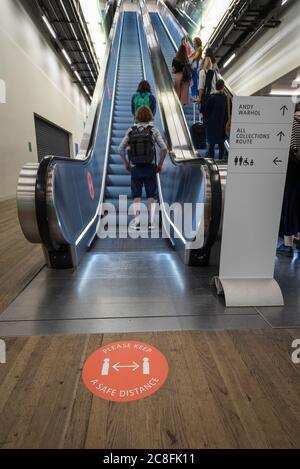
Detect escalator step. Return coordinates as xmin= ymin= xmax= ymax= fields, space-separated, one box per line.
xmin=106 ymin=175 xmax=131 ymax=186
xmin=103 ymin=11 xmax=146 ymax=216
xmin=107 ymin=164 xmax=128 ymax=175
xmin=105 ymin=186 xmax=132 ymax=198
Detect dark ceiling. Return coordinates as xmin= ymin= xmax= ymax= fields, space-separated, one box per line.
xmin=22 ymin=0 xmax=100 ymax=97
xmin=208 ymin=0 xmax=296 ymax=70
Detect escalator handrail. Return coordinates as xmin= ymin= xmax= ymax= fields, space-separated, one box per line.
xmin=97 ymin=11 xmax=125 ymax=217
xmin=157 ymin=0 xmax=189 ymax=39
xmin=136 ymin=11 xmax=146 ymax=81
xmin=198 ymin=158 xmax=222 ymax=252
xmin=34 ymin=3 xmax=123 ymax=251
xmin=139 ymin=0 xmax=197 ymax=161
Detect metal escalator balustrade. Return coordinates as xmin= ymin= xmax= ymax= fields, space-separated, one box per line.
xmin=17 ymin=4 xmax=124 ymax=268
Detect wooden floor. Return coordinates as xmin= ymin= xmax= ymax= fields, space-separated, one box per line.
xmin=0 ymin=198 xmax=44 ymax=314
xmin=1 ymin=329 xmax=300 ymax=449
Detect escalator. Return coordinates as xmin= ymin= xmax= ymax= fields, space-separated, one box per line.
xmin=104 ymin=12 xmax=143 ymax=219
xmin=17 ymin=2 xmax=224 ymax=268
xmin=1 ymin=3 xmax=228 ymax=336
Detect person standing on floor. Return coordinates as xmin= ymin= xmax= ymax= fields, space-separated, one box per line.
xmin=172 ymin=44 xmax=191 ymax=106
xmin=277 ymin=102 xmax=300 ymax=256
xmin=131 ymin=80 xmax=157 ymax=119
xmin=203 ymin=79 xmax=229 ymax=159
xmin=189 ymin=37 xmax=202 ymax=101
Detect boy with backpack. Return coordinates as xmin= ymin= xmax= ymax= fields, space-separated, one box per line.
xmin=119 ymin=106 xmax=167 ymax=230
xmin=131 ymin=80 xmax=157 ymax=119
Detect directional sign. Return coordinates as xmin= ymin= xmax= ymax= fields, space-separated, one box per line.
xmin=228 ymin=149 xmax=289 ymax=174
xmin=230 ymin=123 xmax=293 ymax=149
xmin=231 ymin=96 xmax=294 ymax=124
xmin=82 ymin=341 xmax=169 ymax=402
xmin=215 ymin=96 xmax=294 ymax=307
xmin=273 ymin=157 xmax=283 ymax=166
xmin=280 ymin=105 xmax=288 ymax=116
xmin=277 ymin=131 xmax=285 ymax=142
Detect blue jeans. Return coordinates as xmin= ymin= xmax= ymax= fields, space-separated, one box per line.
xmin=191 ymin=69 xmax=199 ymax=97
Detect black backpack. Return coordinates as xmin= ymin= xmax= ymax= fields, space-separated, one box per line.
xmin=127 ymin=125 xmax=156 ymax=164
xmin=182 ymin=63 xmax=192 ymax=83
xmin=202 ymin=70 xmax=215 ymax=102
xmin=200 ymin=69 xmax=216 ymax=113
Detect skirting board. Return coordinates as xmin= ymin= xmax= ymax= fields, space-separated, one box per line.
xmin=212 ymin=277 xmax=284 ymax=307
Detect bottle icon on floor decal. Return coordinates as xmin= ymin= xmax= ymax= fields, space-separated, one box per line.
xmin=101 ymin=358 xmax=110 ymax=376
xmin=143 ymin=357 xmax=150 ymax=375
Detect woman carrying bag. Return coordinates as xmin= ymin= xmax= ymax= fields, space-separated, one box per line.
xmin=172 ymin=45 xmax=192 ymax=105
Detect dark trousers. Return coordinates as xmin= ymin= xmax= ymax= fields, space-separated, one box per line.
xmin=209 ymin=143 xmax=224 ymax=159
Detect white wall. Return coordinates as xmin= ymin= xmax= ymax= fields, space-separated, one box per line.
xmin=198 ymin=0 xmax=233 ymax=45
xmin=223 ymin=1 xmax=300 ymax=96
xmin=0 ymin=0 xmax=90 ymax=200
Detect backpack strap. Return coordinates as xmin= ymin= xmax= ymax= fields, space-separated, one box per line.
xmin=204 ymin=69 xmax=214 ymax=96
xmin=146 ymin=125 xmax=157 ymax=165
xmin=129 ymin=125 xmax=136 ymax=136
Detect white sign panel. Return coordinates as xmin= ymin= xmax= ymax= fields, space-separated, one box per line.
xmin=231 ymin=96 xmax=293 ymax=123
xmin=215 ymin=97 xmax=294 ymax=307
xmin=230 ymin=123 xmax=292 ymax=149
xmin=227 ymin=149 xmax=288 ymax=174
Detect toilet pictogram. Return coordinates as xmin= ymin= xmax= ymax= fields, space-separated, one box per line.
xmin=234 ymin=156 xmax=255 ymax=168
xmin=82 ymin=341 xmax=169 ymax=402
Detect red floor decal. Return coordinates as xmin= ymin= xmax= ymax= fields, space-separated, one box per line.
xmin=82 ymin=341 xmax=169 ymax=402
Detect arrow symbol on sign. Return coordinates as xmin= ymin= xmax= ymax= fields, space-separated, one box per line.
xmin=277 ymin=131 xmax=285 ymax=142
xmin=112 ymin=362 xmax=139 ymax=372
xmin=273 ymin=157 xmax=283 ymax=166
xmin=280 ymin=105 xmax=288 ymax=116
